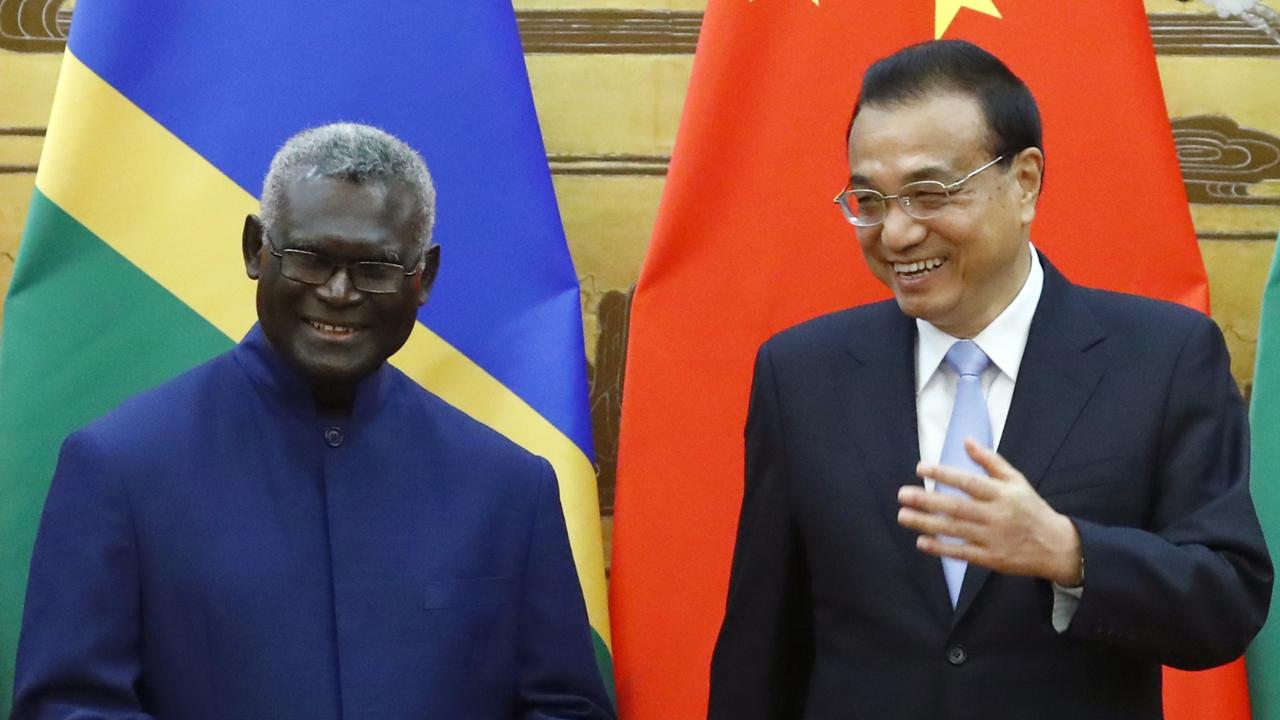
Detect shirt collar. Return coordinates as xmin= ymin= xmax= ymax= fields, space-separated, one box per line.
xmin=915 ymin=245 xmax=1044 ymax=392
xmin=233 ymin=323 xmax=394 ymax=421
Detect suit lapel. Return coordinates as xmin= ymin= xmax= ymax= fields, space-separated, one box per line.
xmin=834 ymin=305 xmax=953 ymax=627
xmin=952 ymin=257 xmax=1107 ymax=624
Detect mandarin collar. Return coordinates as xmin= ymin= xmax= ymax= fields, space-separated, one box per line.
xmin=232 ymin=323 xmax=393 ymax=422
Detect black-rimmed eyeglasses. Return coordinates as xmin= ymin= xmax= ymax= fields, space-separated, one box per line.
xmin=264 ymin=234 xmax=421 ymax=294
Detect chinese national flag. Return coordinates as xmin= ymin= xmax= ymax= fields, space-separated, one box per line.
xmin=610 ymin=1 xmax=1247 ymax=719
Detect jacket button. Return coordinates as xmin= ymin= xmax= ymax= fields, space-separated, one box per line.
xmin=947 ymin=645 xmax=967 ymax=666
xmin=325 ymin=427 xmax=344 ymax=447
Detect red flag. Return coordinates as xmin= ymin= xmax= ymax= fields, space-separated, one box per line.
xmin=610 ymin=1 xmax=1244 ymax=719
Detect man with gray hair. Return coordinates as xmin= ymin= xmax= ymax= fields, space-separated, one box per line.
xmin=12 ymin=123 xmax=615 ymax=719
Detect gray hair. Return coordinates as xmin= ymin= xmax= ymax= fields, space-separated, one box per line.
xmin=260 ymin=123 xmax=437 ymax=255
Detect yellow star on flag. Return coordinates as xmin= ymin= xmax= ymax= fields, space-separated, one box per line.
xmin=935 ymin=0 xmax=1001 ymax=39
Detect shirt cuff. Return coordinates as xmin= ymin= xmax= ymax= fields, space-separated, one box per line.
xmin=1051 ymin=583 xmax=1084 ymax=633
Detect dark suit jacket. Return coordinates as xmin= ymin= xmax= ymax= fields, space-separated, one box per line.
xmin=13 ymin=326 xmax=614 ymax=720
xmin=708 ymin=258 xmax=1272 ymax=720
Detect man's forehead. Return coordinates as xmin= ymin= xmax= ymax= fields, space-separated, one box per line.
xmin=276 ymin=177 xmax=420 ymax=254
xmin=284 ymin=175 xmax=413 ymax=211
xmin=847 ymin=145 xmax=980 ymax=188
xmin=849 ymin=157 xmax=962 ymax=184
xmin=853 ymin=89 xmax=985 ymax=127
xmin=847 ymin=95 xmax=989 ymax=182
xmin=282 ymin=176 xmax=417 ymax=224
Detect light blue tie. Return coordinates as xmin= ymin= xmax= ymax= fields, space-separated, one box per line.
xmin=938 ymin=340 xmax=993 ymax=607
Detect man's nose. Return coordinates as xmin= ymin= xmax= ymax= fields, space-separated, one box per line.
xmin=315 ymin=267 xmax=362 ymax=304
xmin=879 ymin=201 xmax=928 ymax=251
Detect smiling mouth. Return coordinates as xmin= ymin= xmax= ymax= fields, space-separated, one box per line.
xmin=306 ymin=319 xmax=361 ymax=337
xmin=893 ymin=257 xmax=946 ymax=279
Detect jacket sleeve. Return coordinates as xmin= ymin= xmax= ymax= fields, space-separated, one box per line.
xmin=516 ymin=457 xmax=617 ymax=720
xmin=708 ymin=343 xmax=814 ymax=719
xmin=12 ymin=429 xmax=155 ymax=720
xmin=1065 ymin=315 xmax=1273 ymax=669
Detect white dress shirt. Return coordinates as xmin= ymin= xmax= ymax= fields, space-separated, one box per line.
xmin=913 ymin=246 xmax=1081 ymax=631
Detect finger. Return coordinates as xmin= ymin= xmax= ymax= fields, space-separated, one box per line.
xmin=916 ymin=462 xmax=999 ymax=501
xmin=964 ymin=440 xmax=1021 ymax=482
xmin=898 ymin=486 xmax=989 ymax=522
xmin=897 ymin=507 xmax=984 ymax=539
xmin=915 ymin=534 xmax=992 ymax=565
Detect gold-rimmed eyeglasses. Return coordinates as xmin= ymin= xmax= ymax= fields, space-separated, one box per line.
xmin=833 ymin=155 xmax=1005 ymax=228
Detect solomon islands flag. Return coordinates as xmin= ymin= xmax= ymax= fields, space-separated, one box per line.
xmin=0 ymin=2 xmax=613 ymax=710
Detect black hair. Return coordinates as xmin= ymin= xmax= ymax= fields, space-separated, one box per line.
xmin=846 ymin=39 xmax=1042 ymax=168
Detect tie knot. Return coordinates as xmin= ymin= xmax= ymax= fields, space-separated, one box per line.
xmin=944 ymin=340 xmax=990 ymax=377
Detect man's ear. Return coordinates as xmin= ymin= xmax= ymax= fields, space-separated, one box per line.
xmin=243 ymin=215 xmax=265 ymax=279
xmin=1013 ymin=147 xmax=1044 ymax=225
xmin=416 ymin=243 xmax=441 ymax=305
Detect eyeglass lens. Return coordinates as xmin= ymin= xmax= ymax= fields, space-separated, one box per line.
xmin=847 ymin=181 xmax=951 ymax=225
xmin=279 ymin=250 xmax=409 ymax=293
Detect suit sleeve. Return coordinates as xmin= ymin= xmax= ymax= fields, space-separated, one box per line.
xmin=515 ymin=457 xmax=616 ymax=720
xmin=708 ymin=343 xmax=814 ymax=720
xmin=1065 ymin=316 xmax=1273 ymax=669
xmin=11 ymin=429 xmax=155 ymax=720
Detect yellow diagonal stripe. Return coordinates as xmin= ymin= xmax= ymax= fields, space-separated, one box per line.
xmin=393 ymin=329 xmax=610 ymax=646
xmin=35 ymin=50 xmax=610 ymax=647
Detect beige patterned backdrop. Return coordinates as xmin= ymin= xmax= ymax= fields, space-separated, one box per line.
xmin=3 ymin=0 xmax=1279 ymax=561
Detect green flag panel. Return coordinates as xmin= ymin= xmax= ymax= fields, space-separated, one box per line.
xmin=1247 ymin=234 xmax=1280 ymax=720
xmin=0 ymin=189 xmax=234 ymax=711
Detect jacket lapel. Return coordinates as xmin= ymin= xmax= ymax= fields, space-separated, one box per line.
xmin=834 ymin=304 xmax=953 ymax=627
xmin=952 ymin=257 xmax=1107 ymax=624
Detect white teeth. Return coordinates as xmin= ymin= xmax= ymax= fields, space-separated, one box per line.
xmin=309 ymin=320 xmax=355 ymax=334
xmin=893 ymin=257 xmax=945 ymax=275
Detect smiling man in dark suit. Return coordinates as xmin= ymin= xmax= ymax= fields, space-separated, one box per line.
xmin=708 ymin=40 xmax=1272 ymax=720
